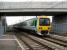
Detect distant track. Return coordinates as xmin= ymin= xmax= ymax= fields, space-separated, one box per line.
xmin=49 ymin=34 xmax=67 ymax=42
xmin=42 ymin=36 xmax=67 ymax=47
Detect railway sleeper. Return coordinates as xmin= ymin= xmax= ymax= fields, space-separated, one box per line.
xmin=24 ymin=33 xmax=66 ymax=50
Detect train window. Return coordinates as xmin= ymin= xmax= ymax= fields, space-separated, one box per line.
xmin=31 ymin=19 xmax=37 ymax=26
xmin=39 ymin=18 xmax=50 ymax=26
xmin=31 ymin=20 xmax=34 ymax=26
xmin=34 ymin=20 xmax=37 ymax=26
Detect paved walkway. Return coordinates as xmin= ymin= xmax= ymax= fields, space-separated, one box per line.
xmin=0 ymin=34 xmax=23 ymax=50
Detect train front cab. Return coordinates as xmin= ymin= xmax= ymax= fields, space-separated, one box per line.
xmin=37 ymin=16 xmax=51 ymax=36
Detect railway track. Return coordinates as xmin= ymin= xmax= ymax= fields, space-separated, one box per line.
xmin=16 ymin=34 xmax=52 ymax=50
xmin=48 ymin=34 xmax=67 ymax=42
xmin=16 ymin=32 xmax=67 ymax=50
xmin=42 ymin=36 xmax=67 ymax=47
xmin=23 ymin=33 xmax=67 ymax=50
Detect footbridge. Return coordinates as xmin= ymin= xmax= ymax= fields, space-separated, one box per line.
xmin=0 ymin=2 xmax=67 ymax=16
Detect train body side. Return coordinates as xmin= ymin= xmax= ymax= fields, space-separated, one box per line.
xmin=13 ymin=16 xmax=51 ymax=36
xmin=23 ymin=18 xmax=37 ymax=31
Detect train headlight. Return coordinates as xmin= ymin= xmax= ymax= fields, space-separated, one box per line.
xmin=39 ymin=27 xmax=42 ymax=29
xmin=48 ymin=27 xmax=50 ymax=29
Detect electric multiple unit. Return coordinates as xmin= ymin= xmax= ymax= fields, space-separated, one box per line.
xmin=36 ymin=16 xmax=51 ymax=35
xmin=14 ymin=16 xmax=51 ymax=36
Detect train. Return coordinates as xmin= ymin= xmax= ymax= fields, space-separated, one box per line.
xmin=13 ymin=16 xmax=51 ymax=36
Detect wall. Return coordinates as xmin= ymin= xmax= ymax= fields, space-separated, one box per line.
xmin=52 ymin=16 xmax=67 ymax=35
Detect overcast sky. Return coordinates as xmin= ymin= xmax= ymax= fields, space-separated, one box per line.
xmin=6 ymin=16 xmax=52 ymax=26
xmin=6 ymin=16 xmax=36 ymax=25
xmin=0 ymin=0 xmax=66 ymax=2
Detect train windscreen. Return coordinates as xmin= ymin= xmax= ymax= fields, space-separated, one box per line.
xmin=39 ymin=18 xmax=50 ymax=26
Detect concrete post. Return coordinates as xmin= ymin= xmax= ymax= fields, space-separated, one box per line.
xmin=0 ymin=16 xmax=7 ymax=36
xmin=0 ymin=16 xmax=4 ymax=36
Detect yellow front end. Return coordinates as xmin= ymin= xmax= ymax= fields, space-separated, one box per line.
xmin=38 ymin=26 xmax=50 ymax=31
xmin=37 ymin=16 xmax=51 ymax=35
xmin=38 ymin=26 xmax=51 ymax=34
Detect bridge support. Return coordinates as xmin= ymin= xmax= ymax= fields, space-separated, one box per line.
xmin=52 ymin=15 xmax=67 ymax=36
xmin=0 ymin=16 xmax=7 ymax=36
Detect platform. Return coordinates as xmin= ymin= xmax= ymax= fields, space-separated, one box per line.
xmin=0 ymin=34 xmax=23 ymax=50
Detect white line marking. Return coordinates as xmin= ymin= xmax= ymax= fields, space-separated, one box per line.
xmin=14 ymin=35 xmax=25 ymax=50
xmin=1 ymin=35 xmax=7 ymax=36
xmin=0 ymin=39 xmax=16 ymax=40
xmin=0 ymin=35 xmax=7 ymax=37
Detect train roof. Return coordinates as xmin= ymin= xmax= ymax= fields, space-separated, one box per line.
xmin=13 ymin=18 xmax=37 ymax=26
xmin=37 ymin=16 xmax=49 ymax=18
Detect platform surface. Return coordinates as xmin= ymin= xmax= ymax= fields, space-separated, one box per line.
xmin=0 ymin=34 xmax=22 ymax=50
